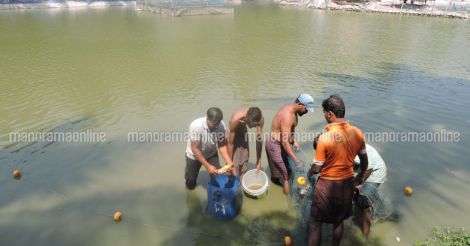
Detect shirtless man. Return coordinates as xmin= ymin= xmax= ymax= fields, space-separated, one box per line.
xmin=265 ymin=94 xmax=315 ymax=195
xmin=226 ymin=107 xmax=264 ymax=177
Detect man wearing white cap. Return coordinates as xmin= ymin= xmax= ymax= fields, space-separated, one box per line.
xmin=266 ymin=93 xmax=315 ymax=195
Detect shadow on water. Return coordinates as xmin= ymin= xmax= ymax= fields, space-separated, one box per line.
xmin=164 ymin=190 xmax=299 ymax=245
xmin=186 ymin=164 xmax=303 ymax=245
xmin=0 ymin=119 xmax=186 ymax=245
xmin=164 ymin=189 xmax=385 ymax=246
xmin=0 ymin=119 xmax=298 ymax=245
xmin=317 ymin=62 xmax=470 ymax=97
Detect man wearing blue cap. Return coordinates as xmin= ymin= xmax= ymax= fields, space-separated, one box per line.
xmin=266 ymin=93 xmax=314 ymax=195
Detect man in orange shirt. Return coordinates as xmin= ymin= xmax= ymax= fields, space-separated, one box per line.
xmin=307 ymin=95 xmax=368 ymax=246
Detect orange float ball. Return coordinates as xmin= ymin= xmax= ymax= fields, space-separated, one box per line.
xmin=13 ymin=170 xmax=21 ymax=179
xmin=114 ymin=211 xmax=122 ymax=222
xmin=284 ymin=236 xmax=293 ymax=246
xmin=404 ymin=186 xmax=413 ymax=197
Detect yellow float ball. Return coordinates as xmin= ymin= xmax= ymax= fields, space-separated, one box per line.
xmin=114 ymin=211 xmax=122 ymax=222
xmin=297 ymin=177 xmax=306 ymax=187
xmin=404 ymin=186 xmax=413 ymax=197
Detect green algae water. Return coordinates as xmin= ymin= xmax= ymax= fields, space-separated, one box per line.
xmin=0 ymin=4 xmax=469 ymax=245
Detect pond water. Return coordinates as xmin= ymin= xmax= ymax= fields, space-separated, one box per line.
xmin=1 ymin=5 xmax=469 ymax=245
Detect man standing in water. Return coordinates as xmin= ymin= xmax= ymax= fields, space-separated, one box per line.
xmin=308 ymin=95 xmax=368 ymax=246
xmin=226 ymin=107 xmax=264 ymax=177
xmin=185 ymin=107 xmax=233 ymax=190
xmin=353 ymin=143 xmax=388 ymax=237
xmin=266 ymin=93 xmax=315 ymax=195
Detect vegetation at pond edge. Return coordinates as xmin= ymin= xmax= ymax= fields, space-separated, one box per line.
xmin=414 ymin=227 xmax=470 ymax=246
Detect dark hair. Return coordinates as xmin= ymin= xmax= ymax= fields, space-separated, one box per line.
xmin=246 ymin=107 xmax=262 ymax=127
xmin=313 ymin=134 xmax=321 ymax=150
xmin=207 ymin=107 xmax=223 ymax=122
xmin=322 ymin=95 xmax=345 ymax=118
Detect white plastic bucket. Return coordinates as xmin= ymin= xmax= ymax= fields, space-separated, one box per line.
xmin=242 ymin=169 xmax=269 ymax=198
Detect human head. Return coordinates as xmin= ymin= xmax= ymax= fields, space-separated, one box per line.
xmin=295 ymin=93 xmax=315 ymax=117
xmin=245 ymin=107 xmax=262 ymax=128
xmin=206 ymin=107 xmax=223 ymax=130
xmin=321 ymin=95 xmax=345 ymax=123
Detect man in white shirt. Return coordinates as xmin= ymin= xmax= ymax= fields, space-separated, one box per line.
xmin=353 ymin=143 xmax=387 ymax=237
xmin=185 ymin=107 xmax=233 ymax=190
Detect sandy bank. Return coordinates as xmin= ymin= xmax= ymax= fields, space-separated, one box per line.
xmin=279 ymin=0 xmax=470 ymax=19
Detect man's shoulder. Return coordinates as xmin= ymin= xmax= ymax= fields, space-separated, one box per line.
xmin=218 ymin=120 xmax=227 ymax=131
xmin=189 ymin=117 xmax=205 ymax=130
xmin=229 ymin=114 xmax=244 ymax=129
xmin=230 ymin=109 xmax=243 ymax=122
xmin=347 ymin=124 xmax=366 ymax=140
xmin=348 ymin=124 xmax=364 ymax=133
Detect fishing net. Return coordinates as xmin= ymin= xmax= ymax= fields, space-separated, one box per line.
xmin=287 ymin=148 xmax=316 ymax=244
xmin=357 ymin=182 xmax=392 ymax=221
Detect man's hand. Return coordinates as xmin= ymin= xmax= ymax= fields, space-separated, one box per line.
xmin=207 ymin=165 xmax=218 ymax=175
xmin=364 ymin=169 xmax=373 ymax=181
xmin=307 ymin=166 xmax=315 ymax=179
xmin=308 ymin=164 xmax=321 ymax=178
xmin=294 ymin=158 xmax=304 ymax=169
xmin=293 ymin=141 xmax=301 ymax=153
xmin=355 ymin=174 xmax=365 ymax=187
xmin=255 ymin=161 xmax=261 ymax=171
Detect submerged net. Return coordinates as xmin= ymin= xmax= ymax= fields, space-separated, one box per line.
xmin=286 ymin=148 xmax=393 ymax=244
xmin=285 ymin=148 xmax=393 ymax=245
xmin=357 ymin=182 xmax=393 ymax=220
xmin=287 ymin=148 xmax=316 ymax=244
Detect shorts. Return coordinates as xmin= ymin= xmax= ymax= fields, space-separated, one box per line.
xmin=185 ymin=153 xmax=220 ymax=190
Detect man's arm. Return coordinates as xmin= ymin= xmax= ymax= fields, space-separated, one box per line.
xmin=308 ymin=134 xmax=326 ymax=178
xmin=255 ymin=117 xmax=264 ymax=170
xmin=191 ymin=140 xmax=218 ymax=175
xmin=218 ymin=137 xmax=233 ymax=168
xmin=308 ymin=163 xmax=323 ymax=178
xmin=292 ymin=139 xmax=301 ymax=152
xmin=355 ymin=153 xmax=368 ymax=186
xmin=226 ymin=119 xmax=237 ymax=159
xmin=363 ymin=168 xmax=373 ymax=181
